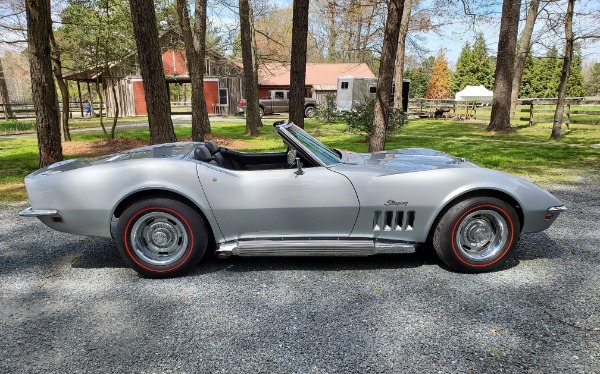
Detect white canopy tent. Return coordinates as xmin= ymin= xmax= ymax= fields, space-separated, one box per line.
xmin=455 ymin=85 xmax=493 ymax=102
xmin=454 ymin=85 xmax=493 ymax=120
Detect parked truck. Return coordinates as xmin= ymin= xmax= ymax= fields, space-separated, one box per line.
xmin=237 ymin=90 xmax=318 ymax=118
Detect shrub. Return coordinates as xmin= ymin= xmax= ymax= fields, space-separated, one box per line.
xmin=314 ymin=94 xmax=341 ymax=124
xmin=342 ymin=98 xmax=407 ymax=139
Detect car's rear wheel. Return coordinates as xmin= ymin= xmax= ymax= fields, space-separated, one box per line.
xmin=433 ymin=197 xmax=520 ymax=273
xmin=258 ymin=107 xmax=264 ymax=118
xmin=116 ymin=198 xmax=208 ymax=278
xmin=305 ymin=106 xmax=315 ymax=118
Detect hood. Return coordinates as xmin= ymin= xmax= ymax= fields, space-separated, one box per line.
xmin=340 ymin=148 xmax=477 ymax=174
xmin=27 ymin=143 xmax=200 ymax=178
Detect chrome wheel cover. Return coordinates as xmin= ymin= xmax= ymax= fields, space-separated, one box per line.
xmin=454 ymin=209 xmax=509 ymax=263
xmin=130 ymin=211 xmax=188 ymax=266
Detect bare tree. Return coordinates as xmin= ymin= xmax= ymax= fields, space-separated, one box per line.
xmin=25 ymin=0 xmax=62 ymax=167
xmin=129 ymin=0 xmax=177 ymax=144
xmin=176 ymin=0 xmax=211 ymax=141
xmin=0 ymin=58 xmax=15 ymax=119
xmin=551 ymin=0 xmax=575 ymax=140
xmin=239 ymin=0 xmax=262 ymax=135
xmin=487 ymin=0 xmax=521 ymax=133
xmin=289 ymin=0 xmax=310 ymax=128
xmin=370 ymin=0 xmax=404 ymax=152
xmin=48 ymin=30 xmax=71 ymax=141
xmin=510 ymin=0 xmax=540 ymax=117
xmin=393 ymin=0 xmax=413 ymax=108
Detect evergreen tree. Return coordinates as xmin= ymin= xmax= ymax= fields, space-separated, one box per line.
xmin=567 ymin=50 xmax=584 ymax=97
xmin=451 ymin=33 xmax=494 ymax=93
xmin=519 ymin=52 xmax=537 ymax=98
xmin=425 ymin=49 xmax=451 ymax=99
xmin=585 ymin=63 xmax=600 ymax=96
xmin=404 ymin=56 xmax=434 ymax=98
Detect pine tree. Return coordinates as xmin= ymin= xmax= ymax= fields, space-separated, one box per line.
xmin=451 ymin=34 xmax=494 ymax=93
xmin=404 ymin=56 xmax=434 ymax=98
xmin=567 ymin=50 xmax=584 ymax=97
xmin=425 ymin=49 xmax=451 ymax=99
xmin=585 ymin=63 xmax=600 ymax=96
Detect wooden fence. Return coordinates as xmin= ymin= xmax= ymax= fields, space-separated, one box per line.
xmin=407 ymin=98 xmax=600 ymax=126
xmin=0 ymin=102 xmax=105 ymax=119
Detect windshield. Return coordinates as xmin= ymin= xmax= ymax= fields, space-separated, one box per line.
xmin=285 ymin=124 xmax=341 ymax=166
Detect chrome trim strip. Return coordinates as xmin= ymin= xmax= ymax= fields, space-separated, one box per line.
xmin=18 ymin=208 xmax=58 ymax=217
xmin=374 ymin=241 xmax=416 ymax=254
xmin=548 ymin=205 xmax=567 ymax=212
xmin=215 ymin=239 xmax=418 ymax=257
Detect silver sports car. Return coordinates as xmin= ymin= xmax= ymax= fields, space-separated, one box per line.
xmin=20 ymin=121 xmax=566 ymax=277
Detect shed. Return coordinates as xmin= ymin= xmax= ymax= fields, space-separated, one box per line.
xmin=63 ymin=32 xmax=243 ymax=117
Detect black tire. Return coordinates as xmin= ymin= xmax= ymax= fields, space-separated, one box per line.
xmin=116 ymin=198 xmax=208 ymax=278
xmin=433 ymin=197 xmax=520 ymax=273
xmin=258 ymin=107 xmax=264 ymax=118
xmin=304 ymin=106 xmax=315 ymax=118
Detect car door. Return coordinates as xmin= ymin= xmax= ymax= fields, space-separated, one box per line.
xmin=273 ymin=91 xmax=287 ymax=113
xmin=196 ymin=164 xmax=359 ymax=241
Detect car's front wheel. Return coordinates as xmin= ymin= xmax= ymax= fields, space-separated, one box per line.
xmin=116 ymin=198 xmax=208 ymax=278
xmin=433 ymin=197 xmax=520 ymax=273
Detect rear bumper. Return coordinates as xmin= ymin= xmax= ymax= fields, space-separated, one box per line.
xmin=19 ymin=207 xmax=58 ymax=217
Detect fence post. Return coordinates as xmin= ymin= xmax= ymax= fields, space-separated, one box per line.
xmin=565 ymin=103 xmax=571 ymax=129
xmin=528 ymin=101 xmax=534 ymax=127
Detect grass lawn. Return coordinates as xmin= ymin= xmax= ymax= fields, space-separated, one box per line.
xmin=1 ymin=117 xmax=599 ymax=202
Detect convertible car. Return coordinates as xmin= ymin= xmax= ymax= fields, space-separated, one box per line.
xmin=20 ymin=121 xmax=565 ymax=277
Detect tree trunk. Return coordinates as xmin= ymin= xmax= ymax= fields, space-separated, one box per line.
xmin=129 ymin=0 xmax=176 ymax=144
xmin=289 ymin=0 xmax=310 ymax=129
xmin=393 ymin=0 xmax=412 ymax=109
xmin=0 ymin=59 xmax=15 ymax=119
xmin=551 ymin=0 xmax=575 ymax=140
xmin=48 ymin=29 xmax=72 ymax=141
xmin=487 ymin=0 xmax=521 ymax=133
xmin=510 ymin=0 xmax=540 ymax=116
xmin=108 ymin=71 xmax=119 ymax=138
xmin=239 ymin=0 xmax=262 ymax=134
xmin=369 ymin=0 xmax=404 ymax=152
xmin=176 ymin=0 xmax=211 ymax=141
xmin=95 ymin=79 xmax=108 ymax=136
xmin=26 ymin=0 xmax=63 ymax=167
xmin=327 ymin=1 xmax=337 ymax=62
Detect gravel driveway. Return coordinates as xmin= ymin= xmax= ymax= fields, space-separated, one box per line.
xmin=1 ymin=174 xmax=598 ymax=373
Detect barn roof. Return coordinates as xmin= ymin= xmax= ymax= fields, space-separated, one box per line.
xmin=257 ymin=63 xmax=375 ymax=86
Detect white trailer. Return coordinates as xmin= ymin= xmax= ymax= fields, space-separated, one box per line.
xmin=336 ymin=76 xmax=410 ymax=112
xmin=336 ymin=76 xmax=378 ymax=111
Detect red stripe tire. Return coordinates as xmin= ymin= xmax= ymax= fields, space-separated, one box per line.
xmin=433 ymin=197 xmax=520 ymax=273
xmin=116 ymin=198 xmax=208 ymax=278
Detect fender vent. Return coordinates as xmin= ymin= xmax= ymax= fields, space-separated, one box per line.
xmin=373 ymin=210 xmax=416 ymax=231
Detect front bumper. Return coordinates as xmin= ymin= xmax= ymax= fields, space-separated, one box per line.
xmin=548 ymin=205 xmax=567 ymax=213
xmin=19 ymin=207 xmax=58 ymax=217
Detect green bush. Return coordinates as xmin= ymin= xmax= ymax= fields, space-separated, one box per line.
xmin=314 ymin=94 xmax=341 ymax=124
xmin=342 ymin=98 xmax=407 ymax=139
xmin=0 ymin=120 xmax=36 ymax=134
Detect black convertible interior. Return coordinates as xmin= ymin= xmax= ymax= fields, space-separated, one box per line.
xmin=192 ymin=140 xmax=314 ymax=171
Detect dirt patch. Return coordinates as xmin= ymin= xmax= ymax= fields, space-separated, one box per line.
xmin=63 ymin=138 xmax=149 ymax=157
xmin=181 ymin=134 xmax=253 ymax=149
xmin=62 ymin=135 xmax=253 ymax=158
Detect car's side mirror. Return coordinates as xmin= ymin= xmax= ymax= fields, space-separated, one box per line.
xmin=294 ymin=157 xmax=304 ymax=176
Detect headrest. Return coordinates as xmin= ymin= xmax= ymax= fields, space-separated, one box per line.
xmin=192 ymin=146 xmax=212 ymax=162
xmin=205 ymin=140 xmax=219 ymax=154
